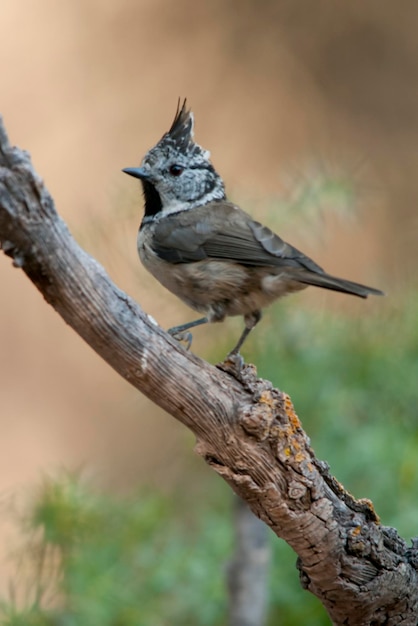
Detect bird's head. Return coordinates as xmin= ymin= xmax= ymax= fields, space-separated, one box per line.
xmin=123 ymin=100 xmax=226 ymax=219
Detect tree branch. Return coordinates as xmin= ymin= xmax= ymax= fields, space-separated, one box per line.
xmin=0 ymin=116 xmax=417 ymax=625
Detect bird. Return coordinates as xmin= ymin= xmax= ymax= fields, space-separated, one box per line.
xmin=123 ymin=100 xmax=384 ymax=356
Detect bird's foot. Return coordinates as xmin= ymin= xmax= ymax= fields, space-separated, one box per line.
xmin=217 ymin=351 xmax=245 ymax=379
xmin=167 ymin=317 xmax=208 ymax=350
xmin=226 ymin=350 xmax=245 ymax=370
xmin=168 ymin=328 xmax=193 ymax=350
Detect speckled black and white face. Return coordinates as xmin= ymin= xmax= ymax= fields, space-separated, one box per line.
xmin=126 ymin=101 xmax=226 ymax=219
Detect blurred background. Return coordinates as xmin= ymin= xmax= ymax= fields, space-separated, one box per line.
xmin=1 ymin=1 xmax=417 ymax=624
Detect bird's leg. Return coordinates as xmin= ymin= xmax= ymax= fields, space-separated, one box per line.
xmin=168 ymin=317 xmax=209 ymax=350
xmin=228 ymin=311 xmax=262 ymax=356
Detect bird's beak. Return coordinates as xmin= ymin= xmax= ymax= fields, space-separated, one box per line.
xmin=122 ymin=167 xmax=150 ymax=180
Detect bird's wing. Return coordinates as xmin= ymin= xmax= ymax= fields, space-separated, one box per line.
xmin=152 ymin=202 xmax=324 ymax=272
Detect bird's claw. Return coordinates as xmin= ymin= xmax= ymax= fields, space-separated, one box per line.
xmin=217 ymin=351 xmax=245 ymax=378
xmin=225 ymin=351 xmax=245 ymax=370
xmin=168 ymin=329 xmax=193 ymax=350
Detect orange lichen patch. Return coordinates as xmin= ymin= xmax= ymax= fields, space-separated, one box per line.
xmin=258 ymin=390 xmax=276 ymax=408
xmin=280 ymin=441 xmax=309 ymax=464
xmin=290 ymin=438 xmax=301 ymax=451
xmin=279 ymin=418 xmax=299 ymax=437
xmin=357 ymin=498 xmax=380 ymax=524
xmin=351 ymin=525 xmax=362 ymax=536
xmin=283 ymin=394 xmax=302 ymax=430
xmin=294 ymin=451 xmax=306 ymax=463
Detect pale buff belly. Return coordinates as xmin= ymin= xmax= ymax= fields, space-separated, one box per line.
xmin=138 ymin=242 xmax=306 ymax=322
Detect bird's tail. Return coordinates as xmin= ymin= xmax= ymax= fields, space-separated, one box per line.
xmin=296 ymin=271 xmax=384 ymax=298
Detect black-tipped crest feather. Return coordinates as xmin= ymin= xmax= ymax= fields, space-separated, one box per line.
xmin=166 ymin=98 xmax=194 ymax=150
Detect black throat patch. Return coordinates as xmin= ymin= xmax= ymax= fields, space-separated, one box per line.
xmin=141 ymin=179 xmax=162 ymax=220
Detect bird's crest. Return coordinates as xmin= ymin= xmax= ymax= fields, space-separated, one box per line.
xmin=166 ymin=99 xmax=194 ymax=149
xmin=157 ymin=99 xmax=209 ymax=160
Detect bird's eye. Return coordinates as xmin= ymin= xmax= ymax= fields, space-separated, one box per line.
xmin=169 ymin=164 xmax=184 ymax=177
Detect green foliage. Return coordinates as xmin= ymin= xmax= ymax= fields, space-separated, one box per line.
xmin=1 ymin=475 xmax=231 ymax=626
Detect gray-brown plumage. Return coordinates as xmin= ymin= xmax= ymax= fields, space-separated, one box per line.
xmin=123 ymin=100 xmax=383 ymax=355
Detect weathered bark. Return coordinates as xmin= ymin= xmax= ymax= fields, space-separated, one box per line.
xmin=0 ymin=116 xmax=417 ymax=625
